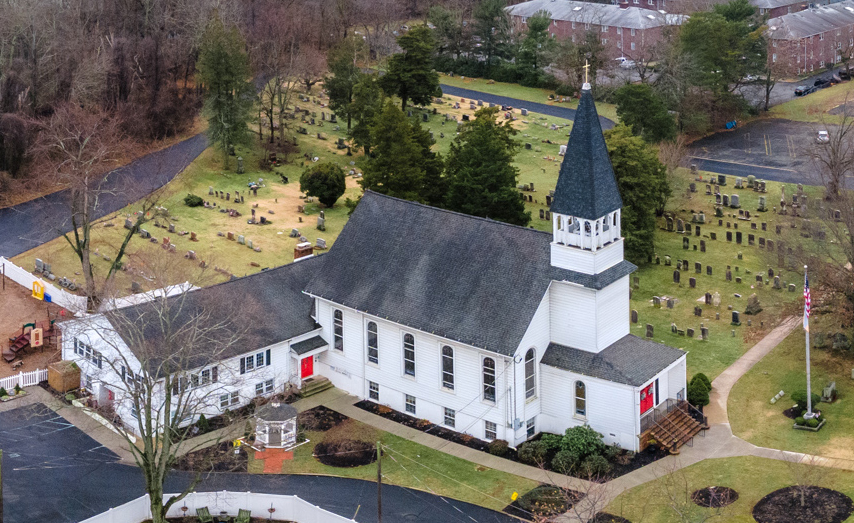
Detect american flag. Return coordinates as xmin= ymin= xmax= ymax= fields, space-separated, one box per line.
xmin=804 ymin=273 xmax=811 ymax=331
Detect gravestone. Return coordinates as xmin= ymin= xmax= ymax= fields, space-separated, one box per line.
xmin=723 ymin=194 xmax=729 ymax=206
xmin=683 ymin=237 xmax=689 ymax=249
xmin=124 ymin=219 xmax=133 ymax=229
xmin=726 ymin=270 xmax=732 ymax=281
xmin=540 ymin=209 xmax=545 ymax=219
xmin=776 ymin=224 xmax=782 ymax=234
xmin=706 ymin=184 xmax=712 ymax=195
xmin=631 ymin=310 xmax=638 ymax=323
xmin=716 ymin=194 xmax=722 ymax=205
xmin=667 ymin=298 xmax=675 ymax=308
xmin=695 ymin=225 xmax=701 ymax=236
xmin=290 ymin=228 xmax=300 ymax=237
xmin=168 ymin=223 xmax=176 ymax=233
xmin=687 ymin=328 xmax=695 ymax=338
xmin=730 ymin=194 xmax=740 ymax=208
xmin=705 ymin=292 xmax=712 ymax=305
xmin=767 ymin=239 xmax=774 ymax=251
xmin=700 ymin=240 xmax=706 ymax=252
xmin=689 ymin=277 xmax=696 ymax=288
xmin=653 ymin=296 xmax=661 ymax=308
xmin=735 ymin=177 xmax=743 ymax=188
xmin=774 ymin=276 xmax=781 ymax=289
xmin=759 ymin=237 xmax=765 ymax=248
xmin=677 ymin=219 xmax=685 ymax=233
xmin=646 ymin=324 xmax=654 ymax=338
xmin=690 ymin=182 xmax=697 ymax=193
xmin=673 ymin=270 xmax=681 ymax=284
xmin=666 ymin=217 xmax=674 ymax=231
xmin=758 ymin=196 xmax=767 ymax=211
xmin=665 ymin=256 xmax=671 ymax=266
xmin=707 ymin=265 xmax=712 ymax=276
xmin=736 ymin=277 xmax=742 ymax=283
xmin=701 ymin=327 xmax=709 ymax=340
xmin=693 ymin=262 xmax=700 ymax=273
xmin=727 ymin=231 xmax=732 ymax=242
xmin=238 ymin=235 xmax=245 ymax=245
xmin=768 ymin=268 xmax=774 ymax=277
xmin=748 ymin=234 xmax=755 ymax=245
xmin=718 ymin=174 xmax=727 ymax=185
xmin=788 ymin=283 xmax=796 ymax=292
xmin=317 ymin=217 xmax=326 ymax=231
xmin=736 ymin=231 xmax=742 ymax=244
xmin=710 ymin=232 xmax=717 ymax=240
xmin=731 ymin=311 xmax=741 ymax=325
xmin=139 ymin=229 xmax=150 ymax=239
xmin=227 ymin=231 xmax=234 ymax=241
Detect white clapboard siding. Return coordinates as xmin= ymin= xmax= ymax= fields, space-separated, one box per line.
xmin=315 ymin=300 xmax=364 ymax=392
xmin=549 ymin=281 xmax=598 ymax=351
xmin=510 ymin=293 xmax=550 ymax=444
xmin=595 ymin=275 xmax=630 ymax=351
xmin=0 ymin=368 xmax=48 ymax=391
xmin=667 ymin=358 xmax=688 ymax=399
xmin=549 ymin=239 xmax=624 ymax=275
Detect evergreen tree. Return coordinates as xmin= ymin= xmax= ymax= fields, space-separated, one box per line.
xmin=379 ymin=25 xmax=440 ymax=111
xmin=516 ymin=10 xmax=555 ymax=86
xmin=410 ymin=120 xmax=446 ymax=207
xmin=473 ymin=0 xmax=511 ymax=75
xmin=614 ymin=84 xmax=676 ymax=144
xmin=444 ymin=107 xmax=529 ymax=226
xmin=325 ymin=37 xmax=366 ymax=131
xmin=348 ymin=74 xmax=384 ymax=155
xmin=604 ymin=124 xmax=669 ymax=264
xmin=197 ymin=16 xmax=254 ymax=170
xmin=359 ymin=102 xmax=427 ymax=202
xmin=300 ymin=162 xmax=347 ymax=208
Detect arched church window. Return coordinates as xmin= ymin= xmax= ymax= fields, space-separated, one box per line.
xmin=525 ymin=349 xmax=536 ymax=399
xmin=575 ymin=381 xmax=586 ymax=416
xmin=333 ymin=310 xmax=343 ymax=351
xmin=483 ymin=358 xmax=496 ymax=402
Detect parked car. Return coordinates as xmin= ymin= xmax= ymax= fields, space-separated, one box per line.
xmin=615 ymin=57 xmax=636 ymax=69
xmin=814 ymin=78 xmax=831 ymax=88
xmin=817 ymin=130 xmax=830 ymax=144
xmin=795 ymin=85 xmax=817 ymax=96
xmin=840 ymin=69 xmax=851 ymax=80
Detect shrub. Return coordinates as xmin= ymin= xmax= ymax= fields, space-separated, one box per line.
xmin=581 ymin=455 xmax=612 ymax=478
xmin=299 ymin=162 xmax=346 ymax=208
xmin=183 ymin=193 xmax=203 ymax=207
xmin=0 ymin=387 xmax=7 ymax=397
xmin=517 ymin=485 xmax=569 ymax=515
xmin=554 ymin=83 xmax=575 ymax=97
xmin=551 ymin=449 xmax=580 ymax=474
xmin=791 ymin=391 xmax=821 ymax=412
xmin=518 ymin=440 xmax=551 ymax=466
xmin=604 ymin=444 xmax=622 ymax=461
xmin=806 ymin=418 xmax=820 ymax=428
xmin=539 ymin=433 xmax=563 ymax=454
xmin=795 ymin=417 xmax=806 ymax=426
xmin=560 ymin=426 xmax=606 ymax=461
xmin=691 ymin=373 xmax=712 ymax=391
xmin=488 ymin=439 xmax=509 ymax=456
xmin=14 ymin=383 xmax=22 ymax=394
xmin=687 ymin=378 xmax=710 ymax=407
xmin=833 ymin=332 xmax=851 ymax=351
xmin=196 ymin=414 xmax=210 ymax=433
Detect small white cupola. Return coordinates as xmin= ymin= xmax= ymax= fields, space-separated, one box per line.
xmin=549 ymin=84 xmax=624 ymax=275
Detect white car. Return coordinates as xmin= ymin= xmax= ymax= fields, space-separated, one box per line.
xmin=817 ymin=130 xmax=830 ymax=144
xmin=615 ymin=57 xmax=636 ymax=69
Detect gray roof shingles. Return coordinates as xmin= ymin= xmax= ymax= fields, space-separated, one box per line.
xmin=290 ymin=334 xmax=328 ymax=355
xmin=541 ymin=334 xmax=685 ymax=386
xmin=766 ymin=1 xmax=854 ymax=39
xmin=550 ymin=89 xmax=623 ymax=220
xmin=304 ymin=191 xmax=635 ymax=356
xmin=506 ymin=0 xmax=687 ymax=29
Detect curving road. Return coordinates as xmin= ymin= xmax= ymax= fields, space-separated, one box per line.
xmin=440 ymin=83 xmax=616 ymax=130
xmin=0 ymin=403 xmax=516 ymax=523
xmin=0 ymin=133 xmax=208 ymax=258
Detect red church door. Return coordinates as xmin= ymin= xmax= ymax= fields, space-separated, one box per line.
xmin=640 ymin=383 xmax=654 ymax=414
xmin=300 ymin=357 xmax=313 ymax=379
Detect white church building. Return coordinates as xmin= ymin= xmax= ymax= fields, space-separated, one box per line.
xmin=60 ymin=86 xmax=688 ymax=452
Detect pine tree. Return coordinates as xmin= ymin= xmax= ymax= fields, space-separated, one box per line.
xmin=379 ymin=25 xmax=440 ymax=111
xmin=444 ymin=107 xmax=530 ymax=226
xmin=348 ymin=74 xmax=384 ymax=155
xmin=604 ymin=124 xmax=669 ymax=265
xmin=325 ymin=37 xmax=365 ymax=131
xmin=197 ymin=16 xmax=254 ymax=170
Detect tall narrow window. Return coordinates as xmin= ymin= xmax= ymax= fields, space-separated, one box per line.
xmin=525 ymin=349 xmax=536 ymax=399
xmin=333 ymin=310 xmax=344 ymax=351
xmin=367 ymin=322 xmax=379 ymax=364
xmin=442 ymin=346 xmax=454 ymax=389
xmin=575 ymin=381 xmax=586 ymax=416
xmin=483 ymin=358 xmax=496 ymax=402
xmin=403 ymin=333 xmax=415 ymax=376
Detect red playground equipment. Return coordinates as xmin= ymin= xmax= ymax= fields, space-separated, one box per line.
xmin=3 ymin=319 xmax=57 ymax=363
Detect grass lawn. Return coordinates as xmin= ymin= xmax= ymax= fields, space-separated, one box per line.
xmin=607 ymin=456 xmax=854 ymax=523
xmin=728 ymin=317 xmax=854 ymax=459
xmin=247 ymin=421 xmax=539 ymax=513
xmin=768 ymin=81 xmax=854 ymax=123
xmin=629 ymin=172 xmax=821 ymax=380
xmin=438 ymin=73 xmax=621 ymax=123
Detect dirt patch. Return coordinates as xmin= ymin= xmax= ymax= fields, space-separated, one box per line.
xmin=172 ymin=441 xmax=248 ymax=473
xmin=692 ymin=486 xmax=739 ymax=508
xmin=591 ymin=514 xmax=632 ymax=523
xmin=313 ymin=418 xmax=378 ymax=468
xmin=753 ymin=486 xmax=854 ymax=523
xmin=0 ymin=275 xmax=64 ymax=378
xmin=828 ymin=102 xmax=854 ymax=115
xmin=298 ymin=405 xmax=348 ymax=432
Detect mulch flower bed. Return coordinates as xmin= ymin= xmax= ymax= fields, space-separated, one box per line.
xmin=173 ymin=441 xmax=248 ymax=473
xmin=314 ymin=439 xmax=377 ymax=467
xmin=355 ymin=400 xmax=519 ymax=460
xmin=752 ymin=486 xmax=854 ymax=523
xmin=298 ymin=405 xmax=348 ymax=432
xmin=692 ymin=486 xmax=739 ymax=508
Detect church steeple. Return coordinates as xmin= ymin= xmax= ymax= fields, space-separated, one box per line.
xmin=549 ymin=84 xmax=624 ymax=273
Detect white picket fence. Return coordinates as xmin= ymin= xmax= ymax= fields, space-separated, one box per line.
xmin=0 ymin=368 xmax=48 ymax=392
xmin=0 ymin=256 xmax=87 ymax=312
xmin=78 ymin=491 xmax=357 ymax=523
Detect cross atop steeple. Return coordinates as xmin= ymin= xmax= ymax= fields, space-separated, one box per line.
xmin=582 ymin=60 xmax=591 ymax=91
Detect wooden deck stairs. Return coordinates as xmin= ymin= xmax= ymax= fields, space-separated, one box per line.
xmin=650 ymin=406 xmax=704 ymax=454
xmin=299 ymin=376 xmax=333 ymax=398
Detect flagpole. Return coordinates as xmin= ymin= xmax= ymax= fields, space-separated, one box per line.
xmin=805 ymin=265 xmax=813 ymax=419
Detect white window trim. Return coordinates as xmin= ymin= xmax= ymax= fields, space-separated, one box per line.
xmin=482 ymin=356 xmax=496 ymax=404
xmin=444 ymin=407 xmax=456 ymax=428
xmin=405 ymin=394 xmax=416 ymax=415
xmin=366 ymin=321 xmax=379 ymax=366
xmin=485 ymin=420 xmax=497 ymax=440
xmin=441 ymin=345 xmax=455 ymax=392
xmin=368 ymin=380 xmax=379 ymax=401
xmin=402 ymin=332 xmax=416 ymax=378
xmin=333 ymin=309 xmax=344 ymax=351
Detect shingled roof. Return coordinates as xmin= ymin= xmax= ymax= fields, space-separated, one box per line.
xmin=107 ymin=256 xmax=322 ymax=374
xmin=541 ymin=335 xmax=684 ymax=386
xmin=550 ymin=88 xmax=623 ymax=220
xmin=506 ymin=0 xmax=687 ymax=30
xmin=766 ymin=1 xmax=854 ymax=40
xmin=304 ymin=191 xmax=636 ymax=356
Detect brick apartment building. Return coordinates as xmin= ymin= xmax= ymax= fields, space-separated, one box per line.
xmin=506 ymin=0 xmax=687 ymax=61
xmin=766 ymin=0 xmax=854 ymax=75
xmin=751 ymin=0 xmax=810 ymax=18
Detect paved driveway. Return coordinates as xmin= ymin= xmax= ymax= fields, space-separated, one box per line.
xmin=0 ymin=134 xmax=208 ymax=258
xmin=0 ymin=403 xmax=517 ymax=523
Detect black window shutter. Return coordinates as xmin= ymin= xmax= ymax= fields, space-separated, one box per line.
xmin=121 ymin=366 xmax=126 ymax=381
xmin=240 ymin=358 xmax=245 ymax=375
xmin=266 ymin=349 xmax=271 ymax=367
xmin=212 ymin=366 xmax=218 ymax=383
xmin=654 ymin=379 xmax=660 ymax=405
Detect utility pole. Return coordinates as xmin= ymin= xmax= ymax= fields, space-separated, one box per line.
xmin=1 ymin=448 xmax=4 ymax=523
xmin=376 ymin=441 xmax=382 ymax=523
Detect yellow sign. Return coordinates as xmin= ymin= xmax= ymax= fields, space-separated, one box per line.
xmin=233 ymin=439 xmax=242 ymax=448
xmin=32 ymin=281 xmax=45 ymax=300
xmin=511 ymin=491 xmax=518 ymax=502
xmin=31 ymin=328 xmax=43 ymax=348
